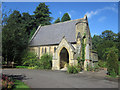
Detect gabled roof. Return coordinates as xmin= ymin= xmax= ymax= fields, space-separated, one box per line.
xmin=29 ymin=18 xmax=85 ymax=46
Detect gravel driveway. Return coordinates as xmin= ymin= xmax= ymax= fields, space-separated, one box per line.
xmin=2 ymin=69 xmax=118 ymax=88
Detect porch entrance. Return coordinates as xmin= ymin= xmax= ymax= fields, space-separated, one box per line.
xmin=60 ymin=47 xmax=69 ymax=69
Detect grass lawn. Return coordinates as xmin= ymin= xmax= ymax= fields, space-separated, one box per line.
xmin=16 ymin=66 xmax=29 ymax=68
xmin=13 ymin=80 xmax=30 ymax=90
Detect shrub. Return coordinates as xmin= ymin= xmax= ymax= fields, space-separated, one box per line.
xmin=22 ymin=51 xmax=52 ymax=70
xmin=67 ymin=65 xmax=82 ymax=74
xmin=109 ymin=69 xmax=117 ymax=77
xmin=93 ymin=63 xmax=100 ymax=72
xmin=87 ymin=63 xmax=100 ymax=72
xmin=98 ymin=60 xmax=107 ymax=68
xmin=1 ymin=74 xmax=14 ymax=90
xmin=106 ymin=49 xmax=119 ymax=76
xmin=39 ymin=53 xmax=52 ymax=69
xmin=87 ymin=64 xmax=93 ymax=71
xmin=77 ymin=57 xmax=84 ymax=71
xmin=16 ymin=66 xmax=29 ymax=68
xmin=22 ymin=51 xmax=40 ymax=67
xmin=27 ymin=66 xmax=38 ymax=69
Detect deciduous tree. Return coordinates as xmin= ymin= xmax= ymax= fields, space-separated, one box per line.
xmin=2 ymin=10 xmax=28 ymax=65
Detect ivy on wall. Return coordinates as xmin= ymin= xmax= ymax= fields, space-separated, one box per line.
xmin=81 ymin=33 xmax=86 ymax=61
xmin=82 ymin=38 xmax=85 ymax=61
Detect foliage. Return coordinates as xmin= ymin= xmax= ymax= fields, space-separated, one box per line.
xmin=33 ymin=3 xmax=52 ymax=26
xmin=81 ymin=38 xmax=85 ymax=61
xmin=67 ymin=65 xmax=78 ymax=74
xmin=2 ymin=10 xmax=29 ymax=65
xmin=22 ymin=51 xmax=39 ymax=67
xmin=87 ymin=63 xmax=100 ymax=72
xmin=106 ymin=47 xmax=119 ymax=76
xmin=39 ymin=53 xmax=52 ymax=69
xmin=1 ymin=74 xmax=14 ymax=90
xmin=93 ymin=63 xmax=100 ymax=72
xmin=27 ymin=66 xmax=38 ymax=69
xmin=54 ymin=17 xmax=60 ymax=23
xmin=92 ymin=30 xmax=118 ymax=61
xmin=119 ymin=61 xmax=120 ymax=76
xmin=77 ymin=57 xmax=84 ymax=70
xmin=22 ymin=51 xmax=52 ymax=70
xmin=92 ymin=35 xmax=102 ymax=51
xmin=98 ymin=60 xmax=107 ymax=68
xmin=101 ymin=30 xmax=117 ymax=41
xmin=67 ymin=65 xmax=82 ymax=74
xmin=16 ymin=66 xmax=29 ymax=68
xmin=61 ymin=13 xmax=71 ymax=22
xmin=118 ymin=32 xmax=120 ymax=61
xmin=86 ymin=63 xmax=93 ymax=71
xmin=21 ymin=12 xmax=36 ymax=36
xmin=2 ymin=3 xmax=53 ymax=66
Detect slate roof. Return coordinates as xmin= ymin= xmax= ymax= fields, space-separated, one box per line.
xmin=29 ymin=18 xmax=84 ymax=46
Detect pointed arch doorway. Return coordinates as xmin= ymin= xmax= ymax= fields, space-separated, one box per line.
xmin=60 ymin=47 xmax=69 ymax=69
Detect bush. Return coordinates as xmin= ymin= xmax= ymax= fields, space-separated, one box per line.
xmin=67 ymin=65 xmax=82 ymax=74
xmin=87 ymin=64 xmax=93 ymax=71
xmin=98 ymin=60 xmax=107 ymax=68
xmin=16 ymin=66 xmax=29 ymax=68
xmin=106 ymin=50 xmax=119 ymax=76
xmin=87 ymin=63 xmax=100 ymax=72
xmin=39 ymin=53 xmax=52 ymax=69
xmin=22 ymin=51 xmax=40 ymax=67
xmin=77 ymin=58 xmax=84 ymax=70
xmin=119 ymin=61 xmax=120 ymax=76
xmin=92 ymin=63 xmax=100 ymax=72
xmin=22 ymin=51 xmax=52 ymax=70
xmin=27 ymin=66 xmax=38 ymax=69
xmin=1 ymin=74 xmax=14 ymax=90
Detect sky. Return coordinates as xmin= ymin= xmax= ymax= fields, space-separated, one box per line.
xmin=2 ymin=2 xmax=118 ymax=37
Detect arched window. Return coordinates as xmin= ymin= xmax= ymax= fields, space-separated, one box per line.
xmin=42 ymin=48 xmax=44 ymax=53
xmin=77 ymin=32 xmax=81 ymax=39
xmin=54 ymin=47 xmax=56 ymax=53
xmin=45 ymin=48 xmax=47 ymax=53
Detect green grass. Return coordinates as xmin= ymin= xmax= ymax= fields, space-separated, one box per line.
xmin=13 ymin=80 xmax=30 ymax=90
xmin=16 ymin=66 xmax=29 ymax=68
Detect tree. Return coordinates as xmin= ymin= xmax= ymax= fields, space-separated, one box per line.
xmin=33 ymin=3 xmax=52 ymax=27
xmin=101 ymin=30 xmax=116 ymax=41
xmin=2 ymin=10 xmax=28 ymax=65
xmin=21 ymin=13 xmax=36 ymax=36
xmin=105 ymin=47 xmax=119 ymax=76
xmin=92 ymin=35 xmax=102 ymax=50
xmin=54 ymin=17 xmax=60 ymax=23
xmin=118 ymin=32 xmax=120 ymax=61
xmin=92 ymin=30 xmax=118 ymax=61
xmin=61 ymin=13 xmax=71 ymax=22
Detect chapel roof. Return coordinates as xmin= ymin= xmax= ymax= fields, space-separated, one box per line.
xmin=29 ymin=18 xmax=85 ymax=46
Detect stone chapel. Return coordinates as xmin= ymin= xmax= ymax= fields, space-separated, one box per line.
xmin=29 ymin=15 xmax=98 ymax=70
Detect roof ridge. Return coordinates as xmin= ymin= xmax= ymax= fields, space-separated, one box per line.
xmin=41 ymin=18 xmax=84 ymax=28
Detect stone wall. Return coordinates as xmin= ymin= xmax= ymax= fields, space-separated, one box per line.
xmin=29 ymin=45 xmax=58 ymax=58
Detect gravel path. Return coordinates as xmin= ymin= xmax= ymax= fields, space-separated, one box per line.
xmin=2 ymin=69 xmax=118 ymax=88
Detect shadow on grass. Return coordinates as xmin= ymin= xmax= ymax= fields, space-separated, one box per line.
xmin=3 ymin=74 xmax=31 ymax=90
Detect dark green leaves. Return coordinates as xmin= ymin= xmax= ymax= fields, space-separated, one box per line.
xmin=61 ymin=13 xmax=71 ymax=22
xmin=33 ymin=3 xmax=52 ymax=26
xmin=54 ymin=17 xmax=60 ymax=24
